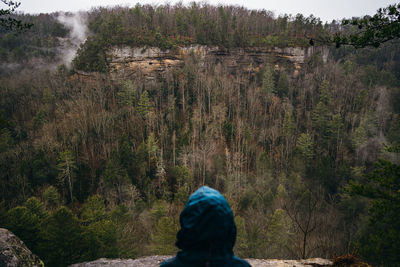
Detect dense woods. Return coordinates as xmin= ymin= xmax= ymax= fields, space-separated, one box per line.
xmin=73 ymin=3 xmax=328 ymax=72
xmin=1 ymin=3 xmax=400 ymax=267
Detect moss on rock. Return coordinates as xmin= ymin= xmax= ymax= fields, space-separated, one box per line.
xmin=0 ymin=228 xmax=43 ymax=267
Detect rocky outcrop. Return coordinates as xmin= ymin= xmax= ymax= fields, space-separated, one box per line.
xmin=248 ymin=258 xmax=333 ymax=267
xmin=69 ymin=256 xmax=333 ymax=267
xmin=106 ymin=45 xmax=329 ymax=81
xmin=69 ymin=256 xmax=170 ymax=267
xmin=0 ymin=228 xmax=43 ymax=267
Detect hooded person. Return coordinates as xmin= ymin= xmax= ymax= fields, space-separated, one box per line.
xmin=160 ymin=186 xmax=250 ymax=267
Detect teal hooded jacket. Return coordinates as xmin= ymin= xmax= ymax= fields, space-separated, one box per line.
xmin=160 ymin=186 xmax=250 ymax=267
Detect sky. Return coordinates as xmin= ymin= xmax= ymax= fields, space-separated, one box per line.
xmin=14 ymin=0 xmax=399 ymax=23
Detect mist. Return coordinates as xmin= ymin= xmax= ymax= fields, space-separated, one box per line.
xmin=57 ymin=12 xmax=88 ymax=67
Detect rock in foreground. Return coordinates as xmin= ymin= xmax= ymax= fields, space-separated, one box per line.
xmin=0 ymin=228 xmax=43 ymax=267
xmin=69 ymin=256 xmax=332 ymax=267
xmin=247 ymin=258 xmax=332 ymax=266
xmin=69 ymin=256 xmax=171 ymax=267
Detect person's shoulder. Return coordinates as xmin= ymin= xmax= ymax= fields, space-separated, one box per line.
xmin=232 ymin=256 xmax=251 ymax=267
xmin=160 ymin=256 xmax=186 ymax=267
xmin=160 ymin=257 xmax=175 ymax=267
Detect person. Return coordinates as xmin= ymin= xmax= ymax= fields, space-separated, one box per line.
xmin=160 ymin=186 xmax=251 ymax=267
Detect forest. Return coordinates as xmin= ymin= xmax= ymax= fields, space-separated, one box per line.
xmin=0 ymin=2 xmax=400 ymax=267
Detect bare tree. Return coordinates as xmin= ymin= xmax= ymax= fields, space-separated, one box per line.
xmin=283 ymin=188 xmax=321 ymax=259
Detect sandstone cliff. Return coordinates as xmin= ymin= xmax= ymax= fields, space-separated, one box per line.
xmin=105 ymin=45 xmax=329 ymax=81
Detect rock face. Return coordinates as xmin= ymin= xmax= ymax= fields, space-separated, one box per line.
xmin=69 ymin=256 xmax=171 ymax=267
xmin=106 ymin=45 xmax=329 ymax=81
xmin=0 ymin=228 xmax=43 ymax=267
xmin=69 ymin=256 xmax=333 ymax=267
xmin=247 ymin=258 xmax=333 ymax=267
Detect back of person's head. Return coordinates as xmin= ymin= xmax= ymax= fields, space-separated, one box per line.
xmin=160 ymin=186 xmax=250 ymax=267
xmin=176 ymin=186 xmax=236 ymax=251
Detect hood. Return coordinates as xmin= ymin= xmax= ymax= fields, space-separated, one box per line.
xmin=175 ymin=186 xmax=237 ymax=265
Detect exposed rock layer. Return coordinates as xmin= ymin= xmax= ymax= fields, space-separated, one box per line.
xmin=106 ymin=45 xmax=329 ymax=81
xmin=69 ymin=256 xmax=333 ymax=267
xmin=0 ymin=228 xmax=43 ymax=267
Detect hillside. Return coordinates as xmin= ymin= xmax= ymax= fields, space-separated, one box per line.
xmin=1 ymin=3 xmax=400 ymax=267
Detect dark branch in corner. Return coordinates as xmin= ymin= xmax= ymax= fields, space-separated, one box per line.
xmin=0 ymin=0 xmax=33 ymax=31
xmin=309 ymin=3 xmax=400 ymax=48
